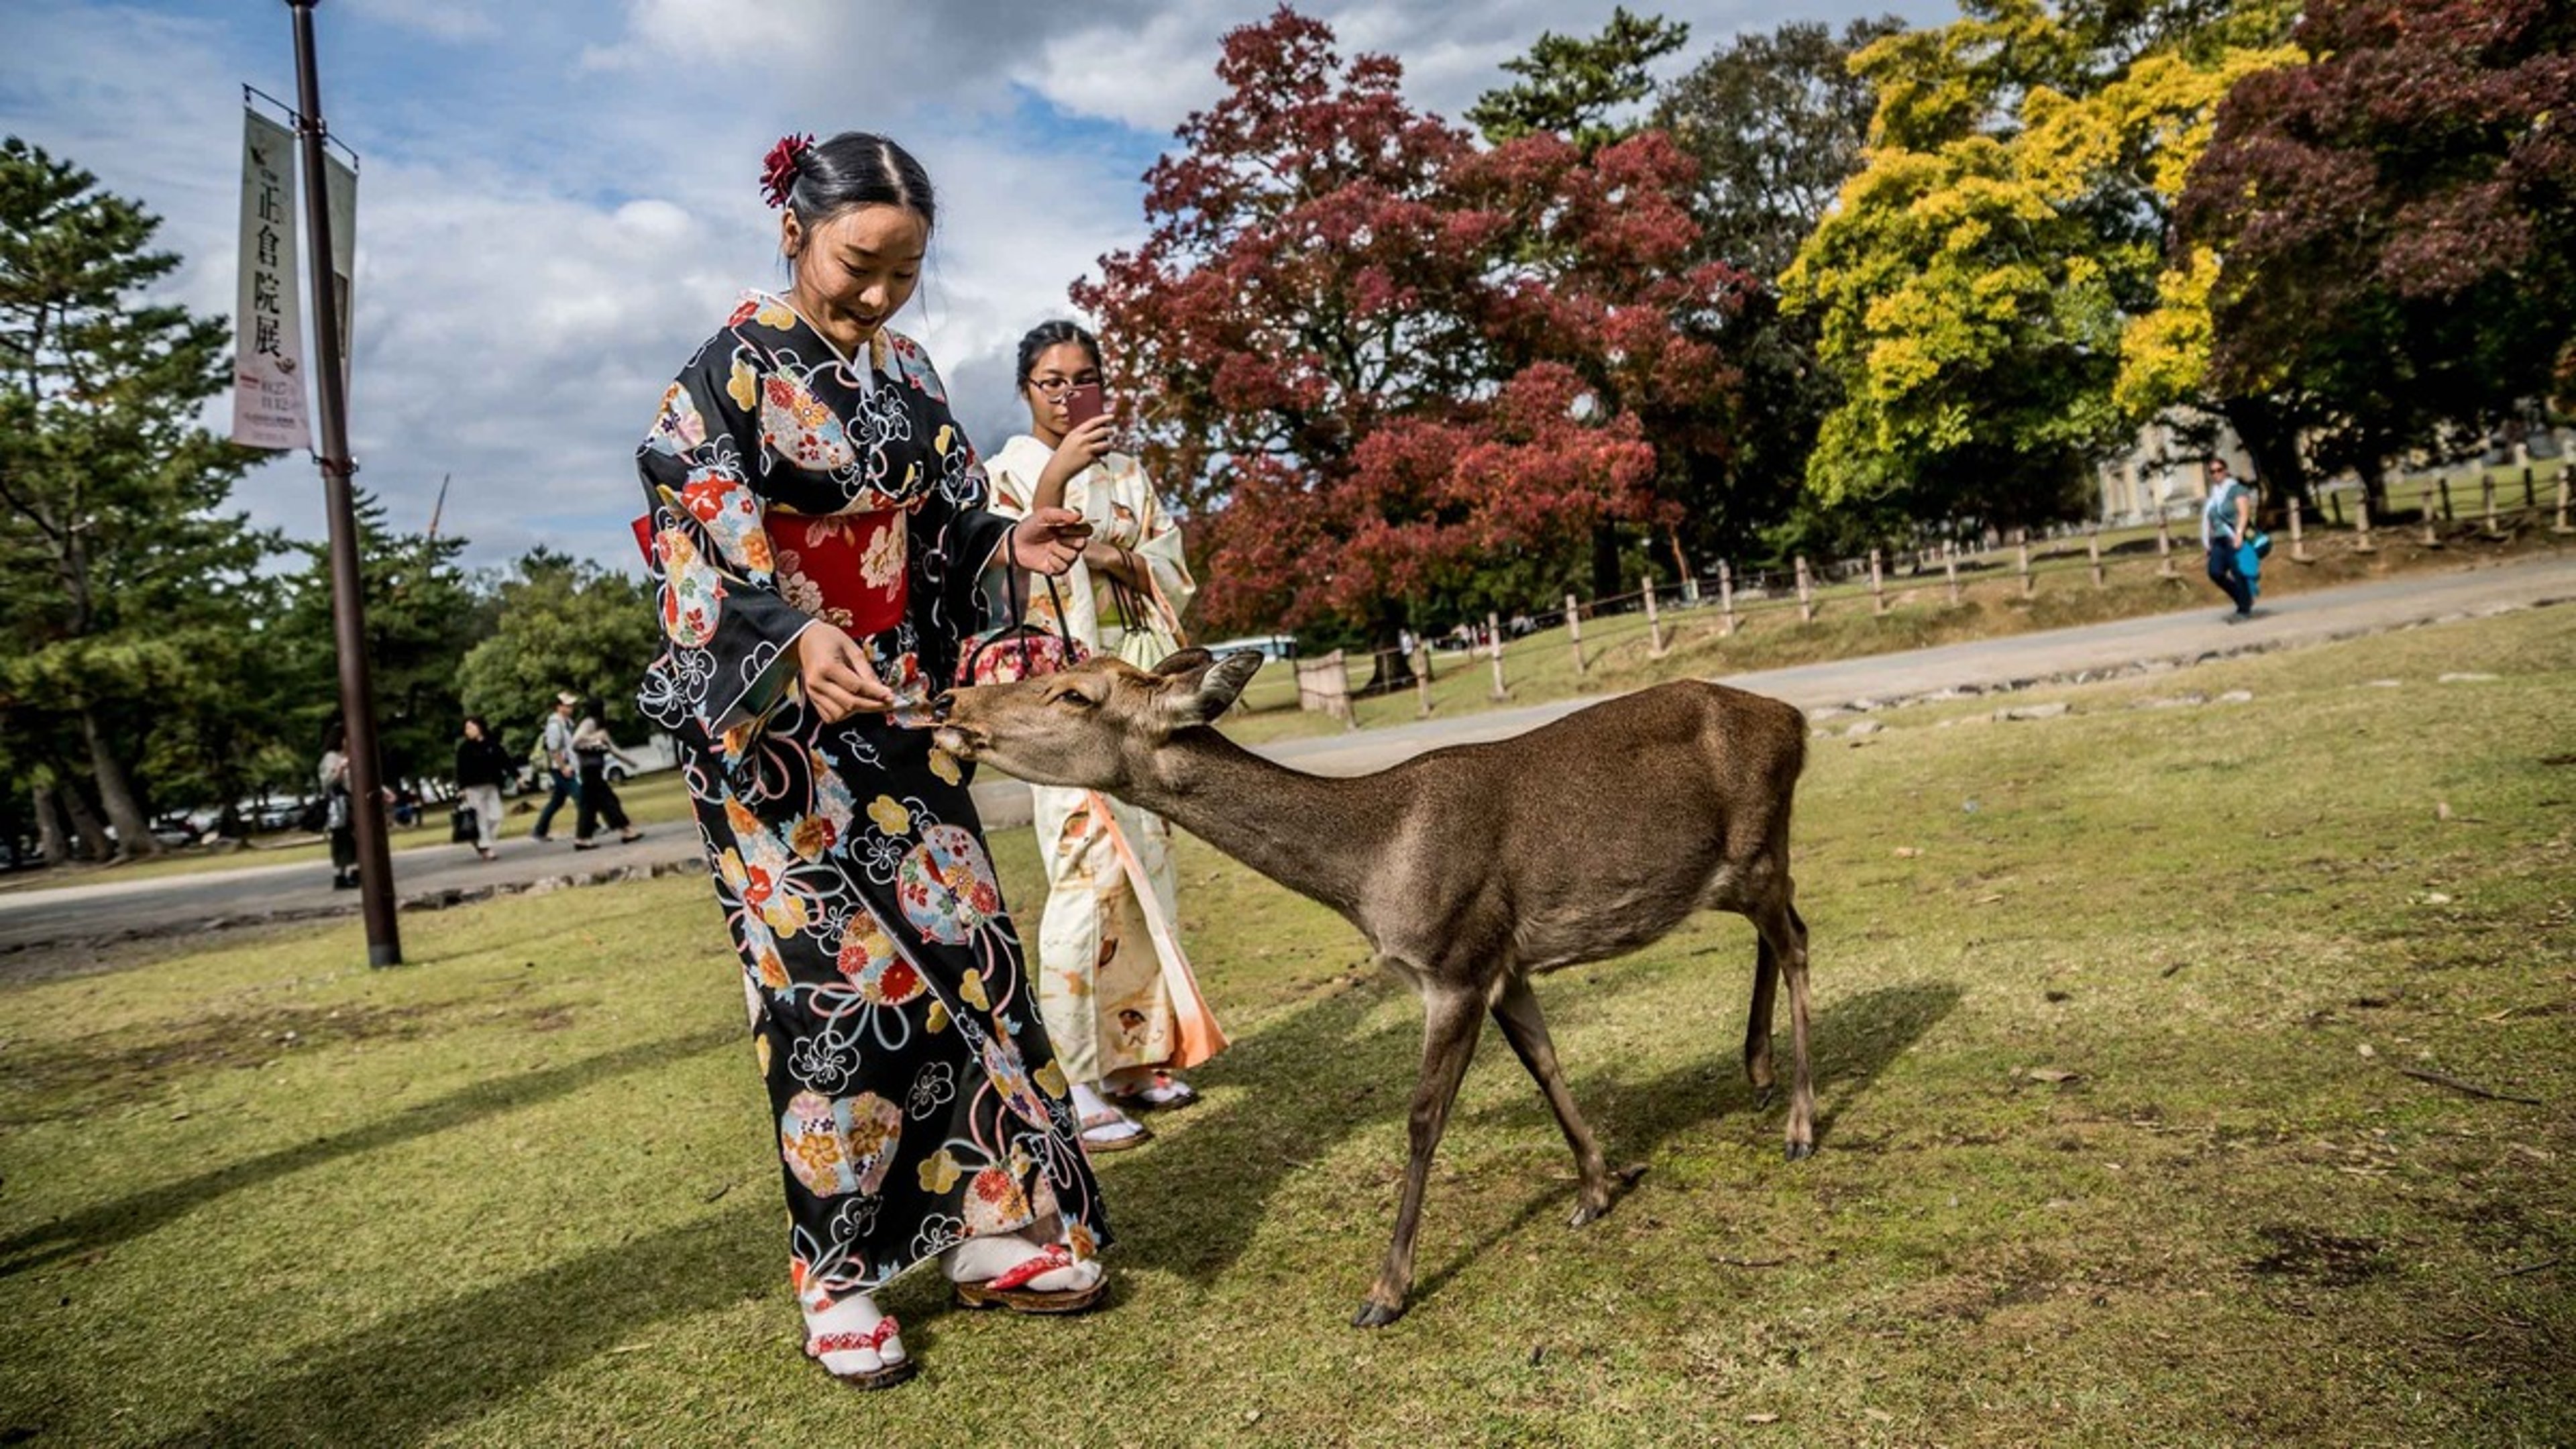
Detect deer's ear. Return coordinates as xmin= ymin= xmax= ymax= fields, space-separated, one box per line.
xmin=1157 ymin=649 xmax=1265 ymax=729
xmin=1150 ymin=647 xmax=1215 ymax=679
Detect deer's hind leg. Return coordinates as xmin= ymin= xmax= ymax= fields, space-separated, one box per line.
xmin=1751 ymin=898 xmax=1815 ymax=1161
xmin=1743 ymin=937 xmax=1780 ymax=1106
xmin=1490 ymin=971 xmax=1620 ymax=1227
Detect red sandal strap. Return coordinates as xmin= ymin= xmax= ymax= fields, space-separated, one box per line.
xmin=808 ymin=1316 xmax=900 ymax=1357
xmin=981 ymin=1243 xmax=1074 ymax=1293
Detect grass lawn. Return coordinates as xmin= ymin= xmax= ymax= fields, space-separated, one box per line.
xmin=1 ymin=608 xmax=2569 ymax=1445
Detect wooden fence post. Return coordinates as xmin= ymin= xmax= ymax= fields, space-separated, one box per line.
xmin=2421 ymin=484 xmax=2443 ymax=547
xmin=2354 ymin=489 xmax=2376 ymax=552
xmin=2086 ymin=525 xmax=2104 ymax=587
xmin=2017 ymin=531 xmax=2035 ymax=598
xmin=2481 ymin=474 xmax=2501 ymax=537
xmin=2438 ymin=474 xmax=2456 ymax=521
xmin=2329 ymin=490 xmax=2345 ymax=527
xmin=1717 ymin=559 xmax=1737 ymax=636
xmin=1794 ymin=555 xmax=1814 ymax=623
xmin=1414 ymin=643 xmax=1434 ymax=717
xmin=2522 ymin=464 xmax=2537 ymax=515
xmin=1487 ymin=611 xmax=1509 ymax=702
xmin=2288 ymin=494 xmax=2310 ymax=561
xmin=1945 ymin=547 xmax=1961 ymax=604
xmin=1869 ymin=547 xmax=1888 ymax=614
xmin=1565 ymin=593 xmax=1585 ymax=678
xmin=2155 ymin=510 xmax=2176 ymax=578
xmin=1643 ymin=573 xmax=1667 ymax=657
xmin=2554 ymin=469 xmax=2573 ymax=535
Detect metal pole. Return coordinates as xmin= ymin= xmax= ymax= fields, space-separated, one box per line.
xmin=289 ymin=0 xmax=400 ymax=968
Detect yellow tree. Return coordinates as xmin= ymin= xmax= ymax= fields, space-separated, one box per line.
xmin=1782 ymin=0 xmax=2294 ymax=529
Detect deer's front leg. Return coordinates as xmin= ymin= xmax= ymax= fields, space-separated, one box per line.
xmin=1353 ymin=985 xmax=1484 ymax=1328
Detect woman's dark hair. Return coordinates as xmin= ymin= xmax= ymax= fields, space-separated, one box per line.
xmin=1014 ymin=320 xmax=1102 ymax=388
xmin=322 ymin=719 xmax=346 ymax=755
xmin=580 ymin=696 xmax=606 ymax=724
xmin=781 ymin=131 xmax=936 ymax=234
xmin=462 ymin=714 xmax=491 ymax=739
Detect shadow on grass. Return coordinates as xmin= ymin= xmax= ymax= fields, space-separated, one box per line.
xmin=161 ymin=977 xmax=1955 ymax=1442
xmin=0 ymin=1026 xmax=735 ymax=1279
xmin=1096 ymin=966 xmax=1962 ymax=1312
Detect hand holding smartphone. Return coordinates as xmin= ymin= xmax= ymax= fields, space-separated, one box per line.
xmin=1062 ymin=382 xmax=1108 ymax=433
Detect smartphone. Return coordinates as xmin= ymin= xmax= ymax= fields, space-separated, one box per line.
xmin=1062 ymin=382 xmax=1107 ymax=432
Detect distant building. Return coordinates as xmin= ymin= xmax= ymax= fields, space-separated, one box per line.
xmin=2092 ymin=413 xmax=2251 ymax=525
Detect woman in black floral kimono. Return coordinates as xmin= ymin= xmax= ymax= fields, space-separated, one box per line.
xmin=635 ymin=131 xmax=1105 ymax=1390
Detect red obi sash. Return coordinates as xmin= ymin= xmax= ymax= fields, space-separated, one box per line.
xmin=762 ymin=507 xmax=909 ymax=637
xmin=635 ymin=506 xmax=908 ymax=638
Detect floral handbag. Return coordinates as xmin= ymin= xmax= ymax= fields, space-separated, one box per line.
xmin=955 ymin=568 xmax=1089 ymax=688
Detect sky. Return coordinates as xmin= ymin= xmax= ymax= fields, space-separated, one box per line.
xmin=0 ymin=0 xmax=1948 ymax=575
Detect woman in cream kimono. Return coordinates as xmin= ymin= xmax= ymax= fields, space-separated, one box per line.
xmin=985 ymin=321 xmax=1226 ymax=1151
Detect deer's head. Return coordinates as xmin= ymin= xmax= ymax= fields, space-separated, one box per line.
xmin=931 ymin=648 xmax=1266 ymax=792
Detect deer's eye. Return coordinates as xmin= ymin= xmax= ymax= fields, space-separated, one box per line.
xmin=1051 ymin=686 xmax=1097 ymax=710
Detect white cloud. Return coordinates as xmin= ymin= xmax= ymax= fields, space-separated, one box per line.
xmin=5 ymin=0 xmax=1949 ymax=575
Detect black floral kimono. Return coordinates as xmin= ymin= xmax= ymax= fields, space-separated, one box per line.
xmin=634 ymin=293 xmax=1109 ymax=1313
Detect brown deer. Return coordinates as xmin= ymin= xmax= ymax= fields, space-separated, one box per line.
xmin=932 ymin=649 xmax=1814 ymax=1328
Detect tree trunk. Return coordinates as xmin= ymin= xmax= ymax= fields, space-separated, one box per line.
xmin=2220 ymin=396 xmax=2310 ymax=514
xmin=33 ymin=784 xmax=72 ymax=866
xmin=1589 ymin=521 xmax=1623 ymax=602
xmin=79 ymin=707 xmax=162 ymax=859
xmin=59 ymin=782 xmax=113 ymax=863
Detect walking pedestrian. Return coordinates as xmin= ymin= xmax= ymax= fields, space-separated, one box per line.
xmin=634 ymin=129 xmax=1106 ymax=1389
xmin=531 ymin=692 xmax=580 ymax=842
xmin=2202 ymin=458 xmax=2257 ymax=621
xmin=453 ymin=715 xmax=512 ymax=861
xmin=317 ymin=720 xmax=358 ymax=890
xmin=569 ymin=696 xmax=643 ymax=851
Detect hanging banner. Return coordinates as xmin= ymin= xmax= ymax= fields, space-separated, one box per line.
xmin=323 ymin=147 xmax=356 ymax=388
xmin=229 ymin=108 xmax=309 ymax=451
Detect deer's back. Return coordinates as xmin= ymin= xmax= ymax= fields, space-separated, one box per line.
xmin=1366 ymin=682 xmax=1806 ymax=973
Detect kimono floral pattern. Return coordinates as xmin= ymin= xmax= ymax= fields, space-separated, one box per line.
xmin=635 ymin=294 xmax=1108 ymax=1310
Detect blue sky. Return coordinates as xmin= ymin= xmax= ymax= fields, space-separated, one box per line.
xmin=1 ymin=0 xmax=1947 ymax=573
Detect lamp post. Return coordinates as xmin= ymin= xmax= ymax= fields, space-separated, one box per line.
xmin=288 ymin=0 xmax=400 ymax=966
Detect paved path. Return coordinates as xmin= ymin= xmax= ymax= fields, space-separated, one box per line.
xmin=5 ymin=553 xmax=2567 ymax=956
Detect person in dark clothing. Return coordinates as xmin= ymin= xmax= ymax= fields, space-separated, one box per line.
xmin=570 ymin=696 xmax=642 ymax=850
xmin=318 ymin=720 xmax=358 ymax=888
xmin=453 ymin=715 xmax=514 ymax=861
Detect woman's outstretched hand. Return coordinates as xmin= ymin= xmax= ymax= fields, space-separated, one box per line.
xmin=1010 ymin=506 xmax=1092 ymax=576
xmin=796 ymin=622 xmax=894 ymax=722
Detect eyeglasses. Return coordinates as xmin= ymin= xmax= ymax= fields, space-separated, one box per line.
xmin=1027 ymin=375 xmax=1101 ymax=397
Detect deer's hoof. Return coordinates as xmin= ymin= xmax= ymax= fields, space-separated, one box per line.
xmin=1350 ymin=1299 xmax=1407 ymax=1329
xmin=1784 ymin=1138 xmax=1815 ymax=1163
xmin=1568 ymin=1199 xmax=1609 ymax=1229
xmin=1751 ymin=1084 xmax=1776 ymax=1111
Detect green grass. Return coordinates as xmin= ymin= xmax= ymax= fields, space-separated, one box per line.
xmin=1 ymin=608 xmax=2570 ymax=1445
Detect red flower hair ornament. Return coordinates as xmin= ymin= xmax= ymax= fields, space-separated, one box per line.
xmin=760 ymin=133 xmax=813 ymax=210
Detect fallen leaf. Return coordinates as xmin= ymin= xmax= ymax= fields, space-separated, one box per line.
xmin=2025 ymin=1067 xmax=2082 ymax=1084
xmin=1743 ymin=1413 xmax=1780 ymax=1426
xmin=1975 ymin=893 xmax=2005 ymax=905
xmin=1892 ymin=847 xmax=1921 ymax=858
xmin=2435 ymin=801 xmax=2453 ymax=821
xmin=2357 ymin=1043 xmax=2377 ymax=1059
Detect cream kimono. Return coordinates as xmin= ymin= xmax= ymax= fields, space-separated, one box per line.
xmin=985 ymin=436 xmax=1219 ymax=1086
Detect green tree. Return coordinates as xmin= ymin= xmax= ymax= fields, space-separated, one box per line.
xmin=0 ymin=138 xmax=272 ymax=857
xmin=1782 ymin=0 xmax=2296 ymax=531
xmin=457 ymin=547 xmax=659 ymax=757
xmin=1653 ymin=16 xmax=1906 ymax=568
xmin=1465 ymin=6 xmax=1692 ymax=154
xmin=270 ymin=491 xmax=482 ymax=786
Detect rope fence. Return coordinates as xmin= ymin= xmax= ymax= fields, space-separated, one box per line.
xmin=1228 ymin=458 xmax=2573 ymax=727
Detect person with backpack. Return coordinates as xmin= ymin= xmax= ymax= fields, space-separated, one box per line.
xmin=453 ymin=715 xmax=513 ymax=861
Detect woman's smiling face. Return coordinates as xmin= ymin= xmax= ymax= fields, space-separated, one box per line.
xmin=784 ymin=203 xmax=927 ymax=352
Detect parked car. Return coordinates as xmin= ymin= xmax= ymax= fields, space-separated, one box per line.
xmin=1201 ymin=634 xmax=1298 ymax=665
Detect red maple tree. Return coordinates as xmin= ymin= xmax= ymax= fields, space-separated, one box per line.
xmin=1074 ymin=6 xmax=1742 ymax=639
xmin=2181 ymin=0 xmax=2576 ymax=503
